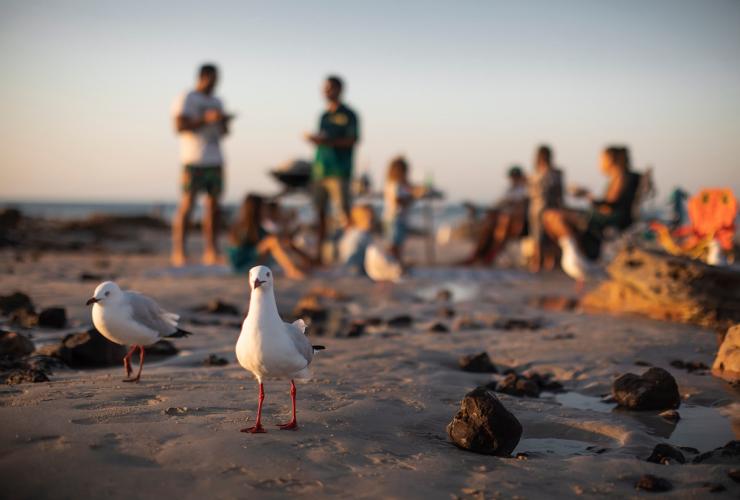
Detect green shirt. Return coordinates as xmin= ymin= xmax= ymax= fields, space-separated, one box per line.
xmin=313 ymin=103 xmax=359 ymax=180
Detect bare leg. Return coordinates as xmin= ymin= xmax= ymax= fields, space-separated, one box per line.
xmin=278 ymin=380 xmax=298 ymax=430
xmin=122 ymin=345 xmax=137 ymax=379
xmin=123 ymin=345 xmax=145 ymax=383
xmin=172 ymin=190 xmax=195 ymax=267
xmin=241 ymin=382 xmax=266 ymax=433
xmin=202 ymin=193 xmax=221 ymax=265
xmin=542 ymin=209 xmax=574 ymax=241
xmin=258 ymin=236 xmax=306 ymax=279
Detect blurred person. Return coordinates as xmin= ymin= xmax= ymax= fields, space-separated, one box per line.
xmin=226 ymin=194 xmax=310 ymax=279
xmin=462 ymin=166 xmax=529 ymax=265
xmin=527 ymin=145 xmax=564 ymax=272
xmin=171 ymin=64 xmax=233 ymax=267
xmin=542 ymin=146 xmax=641 ymax=265
xmin=383 ymin=156 xmax=428 ymax=264
xmin=304 ymin=75 xmax=360 ymax=265
xmin=338 ymin=204 xmax=376 ymax=275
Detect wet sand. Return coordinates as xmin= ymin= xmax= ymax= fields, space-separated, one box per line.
xmin=0 ymin=242 xmax=738 ymax=499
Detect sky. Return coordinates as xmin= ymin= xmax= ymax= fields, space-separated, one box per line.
xmin=1 ymin=0 xmax=739 ymax=204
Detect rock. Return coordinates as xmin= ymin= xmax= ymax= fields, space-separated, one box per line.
xmin=704 ymin=482 xmax=726 ymax=493
xmin=38 ymin=307 xmax=67 ymax=328
xmin=612 ymin=367 xmax=681 ymax=411
xmin=437 ymin=306 xmax=455 ymax=319
xmin=164 ymin=406 xmax=189 ymax=416
xmin=386 ymin=315 xmax=413 ymax=328
xmin=0 ymin=330 xmax=34 ymax=357
xmin=427 ymin=322 xmax=449 ymax=333
xmin=144 ymin=340 xmax=178 ymax=358
xmin=635 ymin=474 xmax=672 ymax=492
xmin=581 ymin=246 xmax=740 ymax=329
xmin=9 ymin=308 xmax=38 ymax=328
xmin=658 ymin=409 xmax=681 ymax=422
xmin=543 ymin=332 xmax=575 ymax=341
xmin=458 ymin=352 xmax=497 ymax=373
xmin=193 ymin=299 xmax=240 ymax=316
xmin=670 ymin=359 xmax=709 ymax=373
xmin=646 ymin=443 xmax=686 ymax=464
xmin=203 ymin=354 xmax=228 ymax=366
xmin=446 ymin=387 xmax=522 ymax=456
xmin=0 ymin=292 xmax=34 ymax=316
xmin=728 ymin=468 xmax=740 ymax=482
xmin=492 ymin=317 xmax=543 ymax=330
xmin=346 ymin=320 xmax=365 ymax=338
xmin=692 ymin=441 xmax=740 ymax=464
xmin=713 ymin=325 xmax=740 ymax=383
xmin=42 ymin=327 xmax=127 ymax=368
xmin=293 ymin=294 xmax=328 ymax=324
xmin=452 ymin=316 xmax=485 ymax=331
xmin=79 ymin=272 xmax=104 ymax=282
xmin=524 ymin=372 xmax=564 ymax=392
xmin=3 ymin=368 xmax=49 ymax=385
xmin=496 ymin=373 xmax=540 ymax=398
xmin=528 ymin=295 xmax=578 ymax=312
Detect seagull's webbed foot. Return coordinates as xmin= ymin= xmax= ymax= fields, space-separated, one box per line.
xmin=240 ymin=424 xmax=266 ymax=434
xmin=277 ymin=420 xmax=298 ymax=431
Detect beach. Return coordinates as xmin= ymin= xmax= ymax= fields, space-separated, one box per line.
xmin=1 ymin=226 xmax=738 ymax=499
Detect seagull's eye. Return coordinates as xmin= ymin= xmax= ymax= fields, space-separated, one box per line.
xmin=266 ymin=272 xmax=270 ymax=277
xmin=104 ymin=291 xmax=110 ymax=297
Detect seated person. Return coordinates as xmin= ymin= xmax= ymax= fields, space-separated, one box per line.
xmin=227 ymin=194 xmax=311 ymax=279
xmin=542 ymin=146 xmax=641 ymax=264
xmin=338 ymin=204 xmax=375 ymax=275
xmin=528 ymin=145 xmax=564 ymax=272
xmin=462 ymin=165 xmax=529 ymax=265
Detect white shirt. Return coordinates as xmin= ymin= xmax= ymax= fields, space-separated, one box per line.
xmin=171 ymin=90 xmax=225 ymax=166
xmin=384 ymin=180 xmax=412 ymax=222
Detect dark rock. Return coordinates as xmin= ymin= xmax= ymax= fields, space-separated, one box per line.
xmin=728 ymin=468 xmax=740 ymax=482
xmin=704 ymin=482 xmax=726 ymax=493
xmin=458 ymin=352 xmax=497 ymax=373
xmin=0 ymin=208 xmax=22 ymax=230
xmin=38 ymin=307 xmax=67 ymax=328
xmin=79 ymin=272 xmax=104 ymax=282
xmin=164 ymin=406 xmax=189 ymax=416
xmin=365 ymin=317 xmax=383 ymax=327
xmin=496 ymin=373 xmax=540 ymax=398
xmin=658 ymin=409 xmax=681 ymax=422
xmin=692 ymin=441 xmax=740 ymax=464
xmin=203 ymin=354 xmax=228 ymax=366
xmin=543 ymin=332 xmax=575 ymax=341
xmin=647 ymin=443 xmax=686 ymax=464
xmin=634 ymin=360 xmax=652 ymax=367
xmin=25 ymin=355 xmax=66 ymax=373
xmin=612 ymin=367 xmax=681 ymax=411
xmin=528 ymin=295 xmax=578 ymax=312
xmin=427 ymin=322 xmax=449 ymax=333
xmin=452 ymin=316 xmax=485 ymax=331
xmin=446 ymin=387 xmax=522 ymax=456
xmin=0 ymin=330 xmax=34 ymax=357
xmin=3 ymin=368 xmax=49 ymax=385
xmin=144 ymin=340 xmax=178 ymax=358
xmin=292 ymin=295 xmax=328 ymax=324
xmin=9 ymin=308 xmax=38 ymax=328
xmin=386 ymin=315 xmax=413 ymax=328
xmin=525 ymin=372 xmax=564 ymax=392
xmin=193 ymin=299 xmax=240 ymax=316
xmin=635 ymin=474 xmax=672 ymax=492
xmin=493 ymin=317 xmax=543 ymax=330
xmin=40 ymin=327 xmax=127 ymax=367
xmin=0 ymin=292 xmax=34 ymax=316
xmin=678 ymin=446 xmax=700 ymax=455
xmin=346 ymin=320 xmax=365 ymax=338
xmin=437 ymin=306 xmax=455 ymax=319
xmin=670 ymin=359 xmax=709 ymax=373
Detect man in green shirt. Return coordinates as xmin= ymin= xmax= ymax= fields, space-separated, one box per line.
xmin=304 ymin=75 xmax=360 ymax=264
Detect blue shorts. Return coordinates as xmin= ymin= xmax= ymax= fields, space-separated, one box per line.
xmin=385 ymin=218 xmax=407 ymax=247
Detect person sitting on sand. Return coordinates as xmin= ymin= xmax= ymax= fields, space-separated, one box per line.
xmin=338 ymin=204 xmax=376 ymax=275
xmin=528 ymin=145 xmax=564 ymax=272
xmin=461 ymin=166 xmax=529 ymax=266
xmin=227 ymin=194 xmax=311 ymax=279
xmin=383 ymin=156 xmax=428 ymax=264
xmin=171 ymin=63 xmax=234 ymax=267
xmin=541 ymin=146 xmax=641 ymax=263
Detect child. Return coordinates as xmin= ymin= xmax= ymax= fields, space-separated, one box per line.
xmin=338 ymin=204 xmax=375 ymax=275
xmin=383 ymin=156 xmax=426 ymax=263
xmin=227 ymin=194 xmax=310 ymax=279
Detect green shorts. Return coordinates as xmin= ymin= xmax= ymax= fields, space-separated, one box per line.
xmin=183 ymin=165 xmax=223 ymax=196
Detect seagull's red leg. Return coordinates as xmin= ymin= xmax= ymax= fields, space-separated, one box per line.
xmin=124 ymin=345 xmax=145 ymax=383
xmin=241 ymin=382 xmax=266 ymax=433
xmin=122 ymin=345 xmax=137 ymax=379
xmin=278 ymin=380 xmax=298 ymax=430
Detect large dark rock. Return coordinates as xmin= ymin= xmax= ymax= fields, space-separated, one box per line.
xmin=38 ymin=307 xmax=67 ymax=329
xmin=41 ymin=328 xmax=127 ymax=368
xmin=447 ymin=387 xmax=522 ymax=456
xmin=647 ymin=443 xmax=686 ymax=464
xmin=692 ymin=441 xmax=740 ymax=465
xmin=0 ymin=292 xmax=34 ymax=316
xmin=0 ymin=330 xmax=34 ymax=358
xmin=612 ymin=367 xmax=681 ymax=411
xmin=635 ymin=474 xmax=672 ymax=492
xmin=458 ymin=352 xmax=497 ymax=373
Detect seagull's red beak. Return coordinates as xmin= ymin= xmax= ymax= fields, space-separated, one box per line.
xmin=86 ymin=297 xmax=99 ymax=306
xmin=253 ymin=279 xmax=266 ymax=289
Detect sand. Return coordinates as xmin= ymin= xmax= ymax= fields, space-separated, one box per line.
xmin=0 ymin=238 xmax=738 ymax=499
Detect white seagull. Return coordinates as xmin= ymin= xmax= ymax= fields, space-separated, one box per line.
xmin=86 ymin=281 xmax=191 ymax=382
xmin=235 ymin=265 xmax=325 ymax=433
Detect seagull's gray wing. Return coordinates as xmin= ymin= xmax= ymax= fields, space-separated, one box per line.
xmin=125 ymin=291 xmax=179 ymax=338
xmin=284 ymin=319 xmax=313 ymax=365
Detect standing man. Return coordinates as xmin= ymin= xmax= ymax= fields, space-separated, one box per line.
xmin=171 ymin=63 xmax=231 ymax=266
xmin=304 ymin=75 xmax=360 ymax=264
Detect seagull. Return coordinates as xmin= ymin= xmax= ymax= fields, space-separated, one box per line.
xmin=86 ymin=281 xmax=191 ymax=382
xmin=235 ymin=265 xmax=325 ymax=433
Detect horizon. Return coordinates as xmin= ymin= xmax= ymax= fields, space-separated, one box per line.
xmin=2 ymin=0 xmax=739 ymax=205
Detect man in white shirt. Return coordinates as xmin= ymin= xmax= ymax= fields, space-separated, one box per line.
xmin=171 ymin=64 xmax=231 ymax=266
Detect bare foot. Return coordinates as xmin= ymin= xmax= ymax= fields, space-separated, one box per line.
xmin=202 ymin=250 xmax=223 ymax=266
xmin=171 ymin=251 xmax=187 ymax=267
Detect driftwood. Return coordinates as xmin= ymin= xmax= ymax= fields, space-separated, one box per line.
xmin=581 ymin=246 xmax=740 ymax=329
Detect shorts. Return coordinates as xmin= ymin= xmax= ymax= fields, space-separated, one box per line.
xmin=183 ymin=165 xmax=223 ymax=196
xmin=384 ymin=217 xmax=407 ymax=247
xmin=313 ymin=177 xmax=351 ymax=226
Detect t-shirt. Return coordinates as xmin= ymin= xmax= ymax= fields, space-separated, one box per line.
xmin=383 ymin=180 xmax=412 ymax=222
xmin=171 ymin=90 xmax=225 ymax=167
xmin=313 ymin=103 xmax=359 ymax=180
